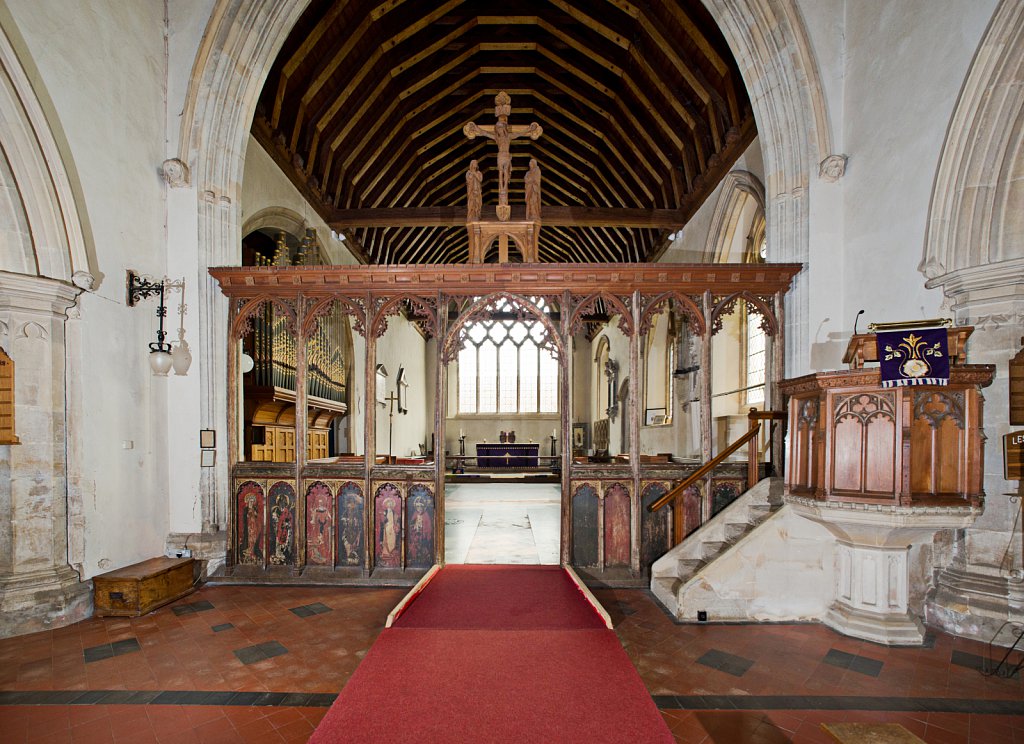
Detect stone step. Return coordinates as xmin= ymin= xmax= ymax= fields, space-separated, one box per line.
xmin=676 ymin=557 xmax=706 ymax=576
xmin=700 ymin=541 xmax=732 ymax=561
xmin=723 ymin=521 xmax=751 ymax=541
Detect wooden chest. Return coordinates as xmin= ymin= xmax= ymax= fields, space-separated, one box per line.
xmin=93 ymin=557 xmax=196 ymax=617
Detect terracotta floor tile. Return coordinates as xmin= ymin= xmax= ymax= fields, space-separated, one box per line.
xmin=30 ymin=731 xmax=73 ymax=744
xmin=274 ymin=717 xmax=316 ymax=742
xmin=192 ymin=717 xmax=244 ymax=744
xmin=2 ymin=585 xmax=1023 ymax=744
xmin=67 ymin=716 xmax=112 ymax=743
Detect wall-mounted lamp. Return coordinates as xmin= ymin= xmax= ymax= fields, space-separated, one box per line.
xmin=127 ymin=270 xmax=188 ymax=376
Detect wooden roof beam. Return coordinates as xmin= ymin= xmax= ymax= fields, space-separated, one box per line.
xmin=327 ymin=206 xmax=691 ymax=228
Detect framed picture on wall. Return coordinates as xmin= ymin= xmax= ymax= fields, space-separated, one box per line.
xmin=645 ymin=408 xmax=667 ymax=426
xmin=199 ymin=429 xmax=216 ymax=449
xmin=375 ymin=364 xmax=388 ymax=406
xmin=572 ymin=423 xmax=589 ymax=450
xmin=397 ymin=366 xmax=408 ymax=414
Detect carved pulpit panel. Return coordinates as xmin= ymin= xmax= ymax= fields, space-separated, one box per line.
xmin=0 ymin=348 xmax=18 ymax=444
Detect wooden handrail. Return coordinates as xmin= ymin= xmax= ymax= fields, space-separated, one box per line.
xmin=647 ymin=427 xmax=760 ymax=513
xmin=648 ymin=409 xmax=784 ymax=514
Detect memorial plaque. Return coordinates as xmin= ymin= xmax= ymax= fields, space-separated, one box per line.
xmin=0 ymin=348 xmax=18 ymax=445
xmin=1005 ymin=431 xmax=1024 ymax=481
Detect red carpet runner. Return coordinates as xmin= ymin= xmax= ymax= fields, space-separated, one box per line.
xmin=309 ymin=565 xmax=673 ymax=743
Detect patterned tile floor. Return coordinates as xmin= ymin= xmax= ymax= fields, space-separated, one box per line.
xmin=0 ymin=582 xmax=1020 ymax=742
xmin=595 ymin=588 xmax=1024 ymax=743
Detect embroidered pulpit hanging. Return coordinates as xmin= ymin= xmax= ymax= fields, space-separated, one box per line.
xmin=877 ymin=327 xmax=950 ymax=387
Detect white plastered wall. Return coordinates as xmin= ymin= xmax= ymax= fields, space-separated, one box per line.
xmin=2 ymin=0 xmax=172 ymax=578
xmin=240 ymin=136 xmax=356 ymax=266
xmin=374 ymin=316 xmax=428 ymax=459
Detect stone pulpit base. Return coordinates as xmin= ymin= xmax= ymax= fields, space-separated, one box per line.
xmin=789 ymin=496 xmax=980 ymax=645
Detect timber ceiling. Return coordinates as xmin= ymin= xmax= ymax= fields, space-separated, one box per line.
xmin=252 ymin=0 xmax=755 ymax=265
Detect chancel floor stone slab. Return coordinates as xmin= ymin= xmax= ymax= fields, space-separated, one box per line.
xmin=444 ymin=483 xmax=560 ymax=565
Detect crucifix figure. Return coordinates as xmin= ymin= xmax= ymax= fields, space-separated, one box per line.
xmin=463 ymin=91 xmax=543 ymax=221
xmin=384 ymin=391 xmax=400 ymax=463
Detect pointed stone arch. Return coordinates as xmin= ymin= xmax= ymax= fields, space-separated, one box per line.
xmin=179 ymin=0 xmax=829 ymax=542
xmin=918 ymin=0 xmax=1024 ymax=644
xmin=242 ymin=206 xmax=310 ymax=241
xmin=920 ymin=0 xmax=1024 ymax=307
xmin=703 ymin=170 xmax=766 ymax=263
xmin=699 ymin=0 xmax=832 ymax=372
xmin=0 ymin=22 xmax=92 ymax=286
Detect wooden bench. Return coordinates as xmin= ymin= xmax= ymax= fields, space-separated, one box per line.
xmin=93 ymin=557 xmax=197 ymax=617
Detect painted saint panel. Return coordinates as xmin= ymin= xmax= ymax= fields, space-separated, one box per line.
xmin=236 ymin=480 xmax=265 ymax=566
xmin=604 ymin=482 xmax=631 ymax=567
xmin=640 ymin=482 xmax=670 ymax=573
xmin=571 ymin=483 xmax=599 ymax=567
xmin=682 ymin=484 xmax=702 ymax=538
xmin=267 ymin=481 xmax=296 ymax=565
xmin=305 ymin=481 xmax=334 ymax=566
xmin=338 ymin=482 xmax=365 ymax=567
xmin=405 ymin=484 xmax=435 ymax=568
xmin=374 ymin=483 xmax=403 ymax=568
xmin=711 ymin=479 xmax=742 ymax=517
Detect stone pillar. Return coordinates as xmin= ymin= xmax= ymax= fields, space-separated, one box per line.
xmin=925 ymin=291 xmax=1024 ymax=643
xmin=0 ymin=272 xmax=91 ymax=637
xmin=918 ymin=0 xmax=1024 ymax=645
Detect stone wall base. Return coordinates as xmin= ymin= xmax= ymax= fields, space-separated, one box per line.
xmin=823 ymin=603 xmax=926 ymax=646
xmin=925 ymin=567 xmax=1024 ymax=646
xmin=165 ymin=531 xmax=227 ymax=577
xmin=0 ymin=566 xmax=92 ymax=638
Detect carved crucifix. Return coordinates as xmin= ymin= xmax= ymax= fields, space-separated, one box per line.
xmin=463 ymin=91 xmax=543 ymax=221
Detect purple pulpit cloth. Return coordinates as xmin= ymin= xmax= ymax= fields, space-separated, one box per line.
xmin=876 ymin=327 xmax=949 ymax=387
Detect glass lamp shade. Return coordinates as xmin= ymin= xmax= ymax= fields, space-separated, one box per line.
xmin=240 ymin=352 xmax=255 ymax=374
xmin=149 ymin=349 xmax=173 ymax=376
xmin=171 ymin=339 xmax=192 ymax=376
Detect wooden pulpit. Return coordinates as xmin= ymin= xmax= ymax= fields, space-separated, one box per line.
xmin=781 ymin=326 xmax=994 ymax=506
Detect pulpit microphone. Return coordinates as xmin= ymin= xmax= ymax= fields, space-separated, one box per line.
xmin=853 ymin=309 xmax=865 ymax=335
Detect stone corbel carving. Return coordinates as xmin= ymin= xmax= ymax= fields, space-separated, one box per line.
xmin=818 ymin=154 xmax=848 ymax=182
xmin=160 ymin=158 xmax=190 ymax=188
xmin=71 ymin=271 xmax=94 ymax=291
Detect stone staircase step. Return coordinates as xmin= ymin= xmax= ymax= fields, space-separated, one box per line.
xmin=650 ymin=478 xmax=786 ymax=621
xmin=677 ymin=557 xmax=706 ymax=575
xmin=700 ymin=541 xmax=731 ymax=560
xmin=723 ymin=522 xmax=750 ymax=541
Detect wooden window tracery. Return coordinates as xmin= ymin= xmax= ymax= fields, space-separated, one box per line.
xmin=456 ymin=297 xmax=559 ymax=415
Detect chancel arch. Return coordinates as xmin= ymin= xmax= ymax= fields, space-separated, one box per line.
xmin=177 ymin=0 xmax=830 ymax=544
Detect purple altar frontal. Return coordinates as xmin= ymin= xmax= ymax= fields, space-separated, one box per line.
xmin=475 ymin=443 xmax=540 ymax=468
